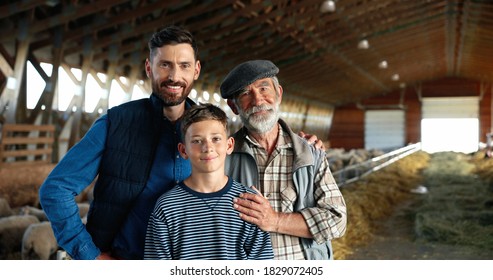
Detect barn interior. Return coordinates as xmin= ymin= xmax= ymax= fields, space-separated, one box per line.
xmin=0 ymin=0 xmax=492 ymax=264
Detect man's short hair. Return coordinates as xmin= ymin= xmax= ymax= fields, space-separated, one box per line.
xmin=148 ymin=26 xmax=199 ymax=61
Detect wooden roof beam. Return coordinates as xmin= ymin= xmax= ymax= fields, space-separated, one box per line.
xmin=1 ymin=0 xmax=129 ymax=43
xmin=0 ymin=0 xmax=47 ymax=19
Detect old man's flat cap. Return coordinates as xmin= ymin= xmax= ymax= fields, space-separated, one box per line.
xmin=220 ymin=60 xmax=279 ymax=99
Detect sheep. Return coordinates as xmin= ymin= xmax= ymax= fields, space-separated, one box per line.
xmin=0 ymin=215 xmax=40 ymax=259
xmin=17 ymin=205 xmax=48 ymax=221
xmin=18 ymin=203 xmax=89 ymax=260
xmin=0 ymin=198 xmax=14 ymax=218
xmin=21 ymin=221 xmax=58 ymax=260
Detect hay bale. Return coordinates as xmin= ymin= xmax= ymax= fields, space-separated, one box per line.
xmin=332 ymin=151 xmax=430 ymax=259
xmin=470 ymin=149 xmax=493 ymax=181
xmin=335 ymin=150 xmax=493 ymax=259
xmin=414 ymin=151 xmax=493 ymax=251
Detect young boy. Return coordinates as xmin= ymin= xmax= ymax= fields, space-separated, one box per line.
xmin=144 ymin=103 xmax=274 ymax=260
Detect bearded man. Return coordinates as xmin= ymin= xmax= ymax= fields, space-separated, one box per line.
xmin=39 ymin=26 xmax=200 ymax=260
xmin=221 ymin=60 xmax=347 ymax=260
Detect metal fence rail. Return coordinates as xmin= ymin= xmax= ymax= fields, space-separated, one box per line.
xmin=332 ymin=143 xmax=422 ymax=187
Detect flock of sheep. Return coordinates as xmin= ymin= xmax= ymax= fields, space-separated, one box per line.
xmin=326 ymin=148 xmax=386 ymax=173
xmin=0 ymin=148 xmax=383 ymax=260
xmin=0 ymin=198 xmax=89 ymax=260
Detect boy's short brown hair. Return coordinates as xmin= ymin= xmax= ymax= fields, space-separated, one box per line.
xmin=180 ymin=103 xmax=229 ymax=141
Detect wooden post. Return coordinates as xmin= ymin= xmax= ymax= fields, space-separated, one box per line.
xmin=26 ymin=27 xmax=64 ymax=126
xmin=0 ymin=39 xmax=30 ymax=124
xmin=68 ymin=37 xmax=93 ymax=149
xmin=91 ymin=44 xmax=118 ymax=117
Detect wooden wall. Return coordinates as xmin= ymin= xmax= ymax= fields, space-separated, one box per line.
xmin=327 ymin=104 xmax=364 ymax=149
xmin=328 ymin=77 xmax=491 ymax=150
xmin=479 ymin=84 xmax=492 ymax=143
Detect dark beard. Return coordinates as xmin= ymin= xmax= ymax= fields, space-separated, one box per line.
xmin=155 ymin=91 xmax=188 ymax=106
xmin=152 ymin=79 xmax=191 ymax=106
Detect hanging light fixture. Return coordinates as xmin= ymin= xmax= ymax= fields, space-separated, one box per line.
xmin=378 ymin=60 xmax=388 ymax=69
xmin=320 ymin=1 xmax=336 ymax=13
xmin=391 ymin=74 xmax=400 ymax=81
xmin=358 ymin=39 xmax=369 ymax=49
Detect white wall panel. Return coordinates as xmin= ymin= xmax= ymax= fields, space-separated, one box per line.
xmin=365 ymin=110 xmax=405 ymax=151
xmin=422 ymin=97 xmax=479 ymax=118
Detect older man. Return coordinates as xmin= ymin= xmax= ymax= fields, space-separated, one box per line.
xmin=221 ymin=60 xmax=347 ymax=260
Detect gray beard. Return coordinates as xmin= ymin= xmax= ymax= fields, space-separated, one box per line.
xmin=239 ymin=105 xmax=280 ymax=134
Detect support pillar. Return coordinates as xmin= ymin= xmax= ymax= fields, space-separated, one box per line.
xmin=68 ymin=36 xmax=93 ymax=149
xmin=0 ymin=39 xmax=30 ymax=123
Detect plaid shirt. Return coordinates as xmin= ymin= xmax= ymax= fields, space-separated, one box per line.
xmin=245 ymin=124 xmax=346 ymax=260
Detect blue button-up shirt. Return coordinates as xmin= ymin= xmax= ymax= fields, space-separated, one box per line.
xmin=39 ymin=112 xmax=191 ymax=260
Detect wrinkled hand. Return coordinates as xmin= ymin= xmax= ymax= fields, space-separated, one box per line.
xmin=233 ymin=186 xmax=279 ymax=232
xmin=298 ymin=131 xmax=326 ymax=150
